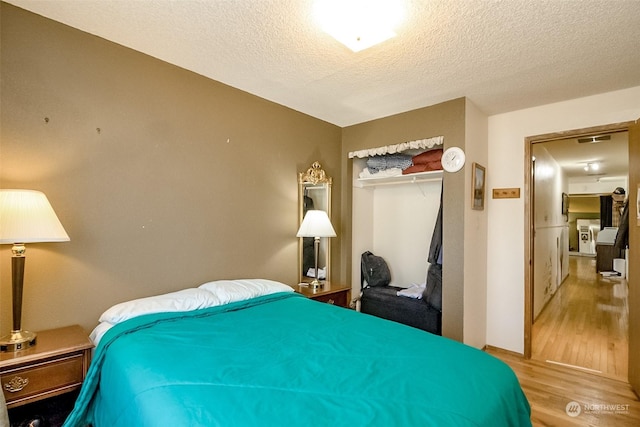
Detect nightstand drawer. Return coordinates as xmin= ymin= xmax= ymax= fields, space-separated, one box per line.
xmin=312 ymin=291 xmax=347 ymax=306
xmin=293 ymin=282 xmax=352 ymax=308
xmin=2 ymin=352 xmax=85 ymax=406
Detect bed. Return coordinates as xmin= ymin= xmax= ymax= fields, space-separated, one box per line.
xmin=64 ymin=279 xmax=530 ymax=426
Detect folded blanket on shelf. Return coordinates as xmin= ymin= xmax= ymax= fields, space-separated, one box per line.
xmin=359 ymin=167 xmax=403 ymax=179
xmin=367 ymin=154 xmax=413 ymax=173
xmin=413 ymin=149 xmax=443 ymax=164
xmin=403 ymin=149 xmax=443 ymax=175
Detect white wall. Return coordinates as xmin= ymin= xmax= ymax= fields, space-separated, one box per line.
xmin=531 ymin=145 xmax=569 ymax=319
xmin=372 ymin=182 xmax=441 ymax=287
xmin=569 ymin=176 xmax=628 ymax=194
xmin=486 ymin=86 xmax=640 ymax=354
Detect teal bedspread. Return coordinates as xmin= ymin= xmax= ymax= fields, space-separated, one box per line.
xmin=64 ymin=292 xmax=530 ymax=426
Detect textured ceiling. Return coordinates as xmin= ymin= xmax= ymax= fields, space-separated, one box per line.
xmin=5 ymin=0 xmax=640 ymax=127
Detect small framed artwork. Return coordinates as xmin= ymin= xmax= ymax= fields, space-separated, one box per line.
xmin=562 ymin=192 xmax=569 ymax=216
xmin=472 ymin=162 xmax=486 ymax=210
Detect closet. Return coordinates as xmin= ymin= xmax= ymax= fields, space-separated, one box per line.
xmin=342 ymin=98 xmax=488 ymax=346
xmin=350 ymin=137 xmax=443 ymax=292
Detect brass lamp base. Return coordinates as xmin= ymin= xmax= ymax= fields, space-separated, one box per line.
xmin=309 ymin=279 xmax=324 ymax=290
xmin=0 ymin=330 xmax=37 ymax=352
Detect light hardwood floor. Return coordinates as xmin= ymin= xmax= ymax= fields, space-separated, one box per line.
xmin=487 ymin=347 xmax=640 ymax=427
xmin=531 ymin=255 xmax=628 ymax=381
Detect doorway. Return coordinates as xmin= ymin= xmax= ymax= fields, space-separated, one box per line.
xmin=524 ymin=122 xmax=631 ymax=382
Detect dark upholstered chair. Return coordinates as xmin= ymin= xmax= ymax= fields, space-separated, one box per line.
xmin=360 ymin=286 xmax=441 ymax=335
xmin=360 ymin=263 xmax=442 ymax=335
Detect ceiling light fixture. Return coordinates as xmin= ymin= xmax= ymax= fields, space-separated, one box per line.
xmin=314 ymin=0 xmax=405 ymax=52
xmin=584 ymin=162 xmax=600 ymax=172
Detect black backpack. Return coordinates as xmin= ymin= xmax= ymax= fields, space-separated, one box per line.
xmin=360 ymin=251 xmax=391 ymax=290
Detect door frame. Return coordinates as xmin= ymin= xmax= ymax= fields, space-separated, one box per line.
xmin=523 ymin=121 xmax=633 ymax=359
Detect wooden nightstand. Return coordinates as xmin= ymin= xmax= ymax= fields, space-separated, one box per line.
xmin=0 ymin=325 xmax=93 ymax=409
xmin=293 ymin=282 xmax=352 ymax=307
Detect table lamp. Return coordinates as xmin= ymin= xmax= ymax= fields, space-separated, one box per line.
xmin=296 ymin=210 xmax=336 ymax=289
xmin=0 ymin=190 xmax=70 ymax=352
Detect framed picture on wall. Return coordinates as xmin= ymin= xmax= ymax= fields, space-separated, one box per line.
xmin=562 ymin=192 xmax=569 ymax=216
xmin=472 ymin=162 xmax=486 ymax=210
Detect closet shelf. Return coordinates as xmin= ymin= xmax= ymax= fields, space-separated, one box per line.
xmin=354 ymin=170 xmax=443 ymax=188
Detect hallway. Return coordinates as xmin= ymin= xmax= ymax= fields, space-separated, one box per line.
xmin=532 ymin=254 xmax=629 ymax=381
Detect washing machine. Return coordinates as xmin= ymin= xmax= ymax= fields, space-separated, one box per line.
xmin=577 ymin=219 xmax=599 ymax=254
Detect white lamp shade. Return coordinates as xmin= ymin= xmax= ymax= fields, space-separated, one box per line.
xmin=0 ymin=189 xmax=70 ymax=244
xmin=296 ymin=210 xmax=336 ymax=238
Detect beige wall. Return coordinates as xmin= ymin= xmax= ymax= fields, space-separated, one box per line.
xmin=568 ymin=196 xmax=600 ymax=213
xmin=0 ymin=4 xmax=342 ymax=333
xmin=341 ymin=98 xmax=469 ymax=341
xmin=462 ymin=100 xmax=488 ymax=348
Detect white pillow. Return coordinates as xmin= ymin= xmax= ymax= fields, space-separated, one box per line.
xmin=99 ymin=288 xmax=220 ymax=324
xmin=198 ymin=279 xmax=293 ymax=304
xmin=89 ymin=321 xmax=114 ymax=346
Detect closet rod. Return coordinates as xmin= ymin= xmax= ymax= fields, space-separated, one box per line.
xmin=353 ymin=177 xmax=442 ymax=189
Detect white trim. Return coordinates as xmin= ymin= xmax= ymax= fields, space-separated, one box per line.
xmin=348 ymin=136 xmax=444 ymax=159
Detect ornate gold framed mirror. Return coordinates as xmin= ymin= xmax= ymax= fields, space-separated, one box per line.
xmin=298 ymin=162 xmax=332 ymax=285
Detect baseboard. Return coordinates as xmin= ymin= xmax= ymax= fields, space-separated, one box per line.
xmin=483 ymin=344 xmax=526 ymax=359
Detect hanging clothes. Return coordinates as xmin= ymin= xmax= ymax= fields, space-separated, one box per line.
xmin=600 ymin=195 xmax=613 ymax=229
xmin=423 ymin=183 xmax=443 ymax=311
xmin=428 ymin=183 xmax=443 ymax=265
xmin=615 ymin=200 xmax=629 ymax=249
xmin=612 ymin=187 xmax=626 ymax=227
